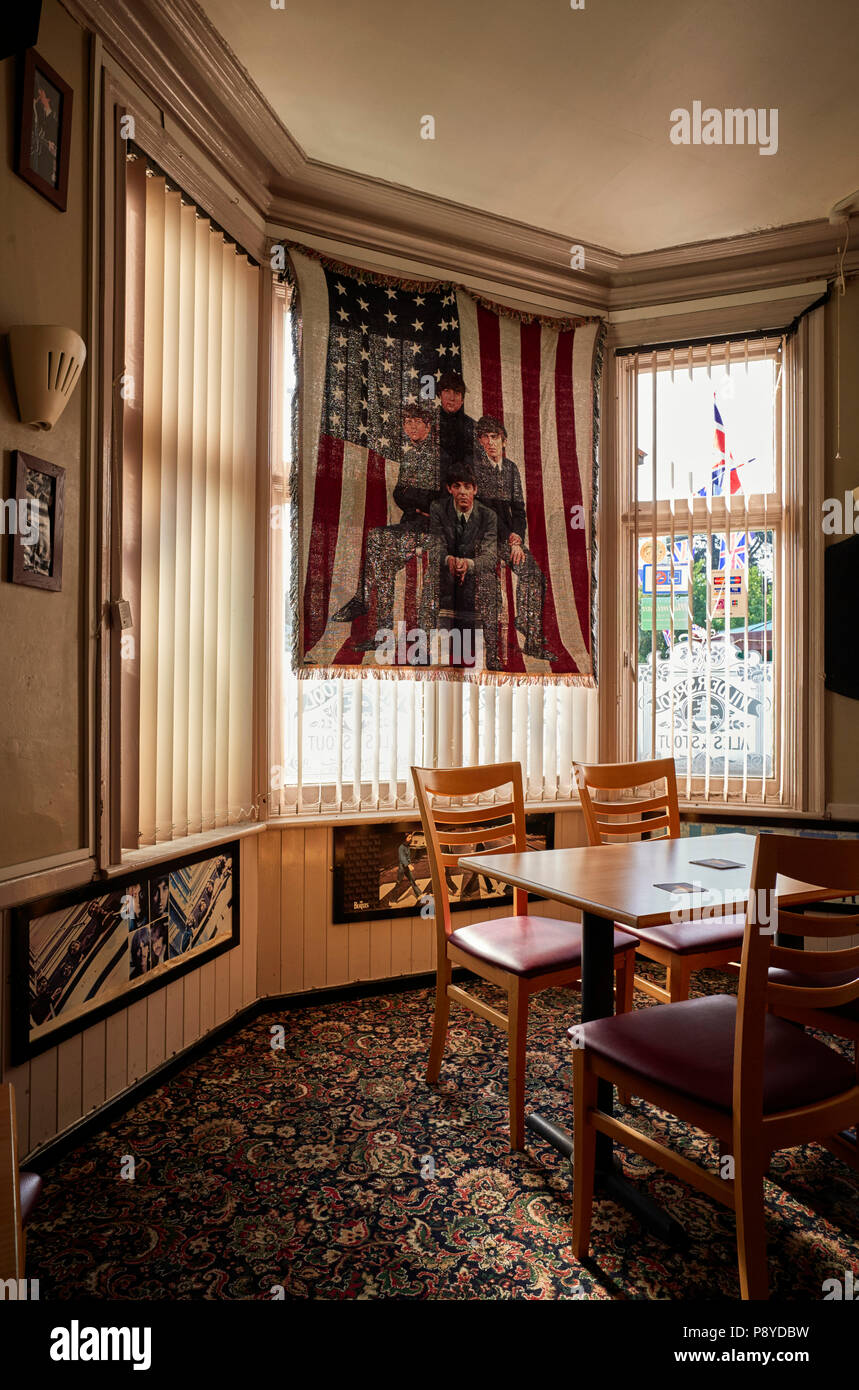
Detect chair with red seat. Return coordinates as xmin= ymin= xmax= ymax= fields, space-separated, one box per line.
xmin=412 ymin=760 xmax=638 ymax=1150
xmin=1 ymin=1083 xmax=43 ymax=1281
xmin=574 ymin=757 xmax=745 ymax=1003
xmin=766 ymin=899 xmax=859 ymax=1170
xmin=571 ymin=832 xmax=859 ymax=1299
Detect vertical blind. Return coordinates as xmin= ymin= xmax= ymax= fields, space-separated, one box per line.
xmin=121 ymin=155 xmax=259 ymax=847
xmin=269 ymin=283 xmax=598 ymax=816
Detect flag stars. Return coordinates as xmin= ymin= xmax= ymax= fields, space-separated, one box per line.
xmin=337 ymin=307 xmax=349 ymax=322
xmin=360 ymin=347 xmax=370 ymax=361
xmin=412 ymin=319 xmax=424 ymax=332
xmin=336 ymin=333 xmax=347 ymax=347
xmin=385 ymin=310 xmax=397 ymax=324
xmin=384 ymin=334 xmax=396 ymax=348
xmin=413 ymin=294 xmax=425 ymax=305
xmin=380 ymin=383 xmax=392 ymax=396
xmin=384 ymin=287 xmax=397 ymax=299
xmin=438 ymin=344 xmax=448 ymax=356
xmin=382 ymin=360 xmax=392 ymax=372
xmin=333 ymin=359 xmax=346 ymax=372
xmin=335 ymin=282 xmax=347 ymax=295
xmin=357 ymin=296 xmax=369 ymax=311
xmin=449 ymin=343 xmax=460 ymax=356
xmin=360 ymin=322 xmax=369 ymax=334
xmin=330 ymin=412 xmax=341 ymax=427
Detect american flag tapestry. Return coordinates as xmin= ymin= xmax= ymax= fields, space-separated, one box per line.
xmin=288 ymin=244 xmax=603 ymax=684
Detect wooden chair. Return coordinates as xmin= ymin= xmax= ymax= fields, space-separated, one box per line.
xmin=571 ymin=833 xmax=859 ymax=1299
xmin=574 ymin=758 xmax=744 ymax=1003
xmin=1 ymin=1084 xmax=42 ymax=1281
xmin=766 ymin=899 xmax=859 ymax=1170
xmin=412 ymin=760 xmax=638 ymax=1150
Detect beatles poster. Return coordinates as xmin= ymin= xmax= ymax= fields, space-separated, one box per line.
xmin=333 ymin=815 xmax=554 ymax=924
xmin=288 ymin=244 xmax=600 ymax=683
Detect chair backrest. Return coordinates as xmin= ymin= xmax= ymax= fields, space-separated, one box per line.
xmin=574 ymin=758 xmax=680 ymax=845
xmin=734 ymin=834 xmax=859 ymax=1124
xmin=0 ymin=1084 xmax=24 ymax=1280
xmin=411 ymin=762 xmax=527 ymax=948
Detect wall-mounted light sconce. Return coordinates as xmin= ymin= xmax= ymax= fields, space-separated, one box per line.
xmin=8 ymin=325 xmax=87 ymax=431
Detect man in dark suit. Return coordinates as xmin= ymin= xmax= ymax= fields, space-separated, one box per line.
xmin=420 ymin=461 xmax=499 ymax=669
xmin=332 ymin=401 xmax=441 ymax=645
xmin=438 ymin=370 xmax=476 ymax=482
xmin=474 ymin=415 xmax=556 ymax=663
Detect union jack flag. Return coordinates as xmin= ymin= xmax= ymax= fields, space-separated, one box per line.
xmin=698 ymin=395 xmax=744 ymax=497
xmin=718 ymin=531 xmax=747 ymax=570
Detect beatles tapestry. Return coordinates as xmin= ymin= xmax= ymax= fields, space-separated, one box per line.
xmin=288 ymin=245 xmax=602 ymax=683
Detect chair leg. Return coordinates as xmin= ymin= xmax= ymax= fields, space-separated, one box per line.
xmin=426 ymin=956 xmax=452 ymax=1085
xmin=667 ymin=958 xmax=691 ymax=1003
xmin=572 ymin=1046 xmax=598 ymax=1259
xmin=734 ymin=1148 xmax=769 ymax=1300
xmin=507 ymin=978 xmax=529 ymax=1151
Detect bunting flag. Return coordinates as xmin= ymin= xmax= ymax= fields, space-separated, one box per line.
xmin=287 ymin=244 xmax=602 ymax=683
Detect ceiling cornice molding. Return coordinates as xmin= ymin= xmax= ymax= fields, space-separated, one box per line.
xmin=64 ymin=0 xmax=853 ymax=313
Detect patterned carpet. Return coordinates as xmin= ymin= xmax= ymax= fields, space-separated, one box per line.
xmin=26 ymin=966 xmax=859 ymax=1300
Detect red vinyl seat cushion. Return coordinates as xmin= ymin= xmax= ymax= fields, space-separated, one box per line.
xmin=450 ymin=915 xmax=637 ymax=978
xmin=569 ymin=993 xmax=856 ymax=1114
xmin=19 ymin=1170 xmax=42 ymax=1226
xmin=623 ymin=912 xmax=745 ymax=956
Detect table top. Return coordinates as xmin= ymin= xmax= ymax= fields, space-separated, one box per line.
xmin=459 ymin=832 xmax=831 ymax=930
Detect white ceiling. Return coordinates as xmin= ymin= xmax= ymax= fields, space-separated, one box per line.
xmin=198 ymin=0 xmax=859 ymax=255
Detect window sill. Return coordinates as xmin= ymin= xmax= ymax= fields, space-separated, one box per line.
xmin=101 ymin=821 xmax=266 ymax=877
xmin=265 ymin=797 xmax=585 ymax=830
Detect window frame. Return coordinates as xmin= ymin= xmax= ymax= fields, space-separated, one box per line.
xmin=606 ymin=319 xmax=824 ymax=814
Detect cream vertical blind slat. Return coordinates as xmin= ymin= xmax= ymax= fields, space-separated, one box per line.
xmin=137 ymin=175 xmax=165 ymax=846
xmin=186 ymin=214 xmax=210 ymax=836
xmin=155 ymin=188 xmax=180 ymax=842
xmin=124 ymin=163 xmax=259 ymax=847
xmin=214 ymin=244 xmax=235 ymax=827
xmin=171 ymin=199 xmax=196 ymax=839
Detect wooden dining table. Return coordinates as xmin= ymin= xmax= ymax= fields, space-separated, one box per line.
xmin=458 ymin=831 xmax=834 ymax=1244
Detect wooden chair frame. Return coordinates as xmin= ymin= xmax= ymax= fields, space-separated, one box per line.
xmin=1 ymin=1084 xmax=26 ymax=1281
xmin=575 ymin=757 xmax=743 ymax=1003
xmin=572 ymin=833 xmax=859 ymax=1299
xmin=412 ymin=760 xmax=635 ymax=1150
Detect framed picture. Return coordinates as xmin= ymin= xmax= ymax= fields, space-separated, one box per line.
xmin=11 ymin=842 xmax=240 ymax=1063
xmin=15 ymin=47 xmax=73 ymax=211
xmin=9 ymin=451 xmax=65 ymax=591
xmin=333 ymin=814 xmax=555 ymax=924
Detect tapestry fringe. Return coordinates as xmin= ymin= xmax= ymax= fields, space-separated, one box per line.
xmin=292 ymin=664 xmax=595 ymax=688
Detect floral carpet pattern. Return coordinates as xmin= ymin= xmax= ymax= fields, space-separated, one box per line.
xmin=26 ymin=967 xmax=859 ymax=1300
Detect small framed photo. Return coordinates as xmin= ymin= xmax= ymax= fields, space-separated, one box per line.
xmin=16 ymin=48 xmax=73 ymax=211
xmin=10 ymin=451 xmax=65 ymax=591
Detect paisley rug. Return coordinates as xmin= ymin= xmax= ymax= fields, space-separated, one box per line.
xmin=25 ymin=967 xmax=859 ymax=1300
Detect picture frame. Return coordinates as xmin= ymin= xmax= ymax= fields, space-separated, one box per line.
xmin=9 ymin=450 xmax=65 ymax=591
xmin=333 ymin=814 xmax=555 ymax=924
xmin=15 ymin=47 xmax=73 ymax=211
xmin=11 ymin=841 xmax=240 ymax=1064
